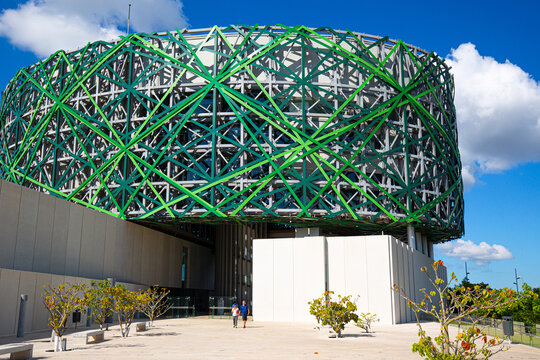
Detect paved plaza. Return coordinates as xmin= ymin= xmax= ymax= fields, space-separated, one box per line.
xmin=1 ymin=318 xmax=538 ymax=359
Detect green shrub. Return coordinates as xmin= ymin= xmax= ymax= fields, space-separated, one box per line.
xmin=308 ymin=291 xmax=358 ymax=337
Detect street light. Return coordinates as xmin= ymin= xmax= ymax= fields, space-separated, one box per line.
xmin=464 ymin=261 xmax=470 ymax=282
xmin=513 ymin=268 xmax=522 ymax=293
xmin=127 ymin=4 xmax=132 ymax=35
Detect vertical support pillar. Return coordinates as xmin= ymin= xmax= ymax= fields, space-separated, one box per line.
xmin=17 ymin=294 xmax=28 ymax=338
xmin=86 ymin=306 xmax=92 ymax=327
xmin=407 ymin=225 xmax=416 ymax=250
xmin=428 ymin=240 xmax=434 ymax=259
xmin=324 ymin=236 xmax=329 ymax=292
xmin=295 ymin=227 xmax=320 ymax=237
xmin=422 ymin=235 xmax=428 ymax=256
xmin=415 ymin=231 xmax=422 ymax=252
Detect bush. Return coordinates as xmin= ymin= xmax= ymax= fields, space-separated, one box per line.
xmin=308 ymin=291 xmax=358 ymax=337
xmin=354 ymin=312 xmax=379 ymax=333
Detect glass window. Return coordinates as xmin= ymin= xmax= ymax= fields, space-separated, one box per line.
xmin=181 ymin=247 xmax=188 ymax=288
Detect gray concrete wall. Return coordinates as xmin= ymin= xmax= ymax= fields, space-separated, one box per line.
xmin=0 ymin=179 xmax=215 ymax=336
xmin=0 ymin=268 xmax=145 ymax=337
xmin=0 ymin=178 xmax=214 ymax=289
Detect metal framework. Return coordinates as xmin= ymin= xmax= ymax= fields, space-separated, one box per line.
xmin=0 ymin=25 xmax=463 ymax=242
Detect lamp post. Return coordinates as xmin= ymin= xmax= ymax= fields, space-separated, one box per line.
xmin=127 ymin=4 xmax=132 ymax=35
xmin=513 ymin=268 xmax=521 ymax=293
xmin=464 ymin=262 xmax=470 ymax=282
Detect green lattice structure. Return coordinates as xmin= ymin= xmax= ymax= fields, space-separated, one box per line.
xmin=0 ymin=25 xmax=463 ymax=242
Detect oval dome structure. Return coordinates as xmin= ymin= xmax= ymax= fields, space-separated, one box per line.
xmin=0 ymin=25 xmax=463 ymax=242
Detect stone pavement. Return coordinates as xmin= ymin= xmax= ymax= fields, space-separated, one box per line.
xmin=1 ymin=317 xmax=539 ymax=359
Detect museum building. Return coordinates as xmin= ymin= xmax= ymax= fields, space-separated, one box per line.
xmin=0 ymin=25 xmax=463 ymax=334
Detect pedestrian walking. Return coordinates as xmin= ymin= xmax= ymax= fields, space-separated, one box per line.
xmin=231 ymin=303 xmax=239 ymax=328
xmin=239 ymin=300 xmax=250 ymax=328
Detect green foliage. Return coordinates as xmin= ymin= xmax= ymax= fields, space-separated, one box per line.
xmin=140 ymin=285 xmax=172 ymax=326
xmin=81 ymin=279 xmax=113 ymax=329
xmin=354 ymin=312 xmax=379 ymax=333
xmin=110 ymin=285 xmax=148 ymax=337
xmin=394 ymin=260 xmax=528 ymax=359
xmin=492 ymin=283 xmax=540 ymax=327
xmin=308 ymin=291 xmax=359 ymax=337
xmin=42 ymin=282 xmax=86 ymax=338
xmin=412 ymin=325 xmax=503 ymax=360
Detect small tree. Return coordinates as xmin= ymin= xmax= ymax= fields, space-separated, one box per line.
xmin=394 ymin=260 xmax=526 ymax=359
xmin=81 ymin=279 xmax=113 ymax=330
xmin=42 ymin=282 xmax=85 ymax=351
xmin=308 ymin=291 xmax=358 ymax=338
xmin=110 ymin=285 xmax=148 ymax=337
xmin=140 ymin=285 xmax=171 ymax=326
xmin=354 ymin=312 xmax=379 ymax=333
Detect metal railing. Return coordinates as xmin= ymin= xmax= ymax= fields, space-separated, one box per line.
xmin=168 ymin=296 xmax=196 ymax=318
xmin=209 ymin=296 xmax=237 ymax=319
xmin=453 ymin=318 xmax=540 ymax=348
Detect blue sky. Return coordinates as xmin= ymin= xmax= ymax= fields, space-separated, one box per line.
xmin=0 ymin=0 xmax=538 ymax=289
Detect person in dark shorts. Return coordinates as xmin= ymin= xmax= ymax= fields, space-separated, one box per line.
xmin=239 ymin=300 xmax=250 ymax=328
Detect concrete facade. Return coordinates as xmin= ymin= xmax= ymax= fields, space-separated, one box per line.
xmin=0 ymin=268 xmax=142 ymax=337
xmin=0 ymin=179 xmax=214 ymax=289
xmin=252 ymin=235 xmax=445 ymax=324
xmin=0 ymin=179 xmax=214 ymax=336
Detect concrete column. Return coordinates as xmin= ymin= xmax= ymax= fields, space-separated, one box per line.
xmin=295 ymin=227 xmax=320 ymax=238
xmin=415 ymin=231 xmax=422 ymax=252
xmin=407 ymin=225 xmax=416 ymax=249
xmin=428 ymin=240 xmax=434 ymax=259
xmin=16 ymin=294 xmax=28 ymax=337
xmin=422 ymin=235 xmax=428 ymax=255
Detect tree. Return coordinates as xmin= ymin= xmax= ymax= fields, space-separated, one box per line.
xmin=493 ymin=283 xmax=540 ymax=328
xmin=354 ymin=312 xmax=379 ymax=333
xmin=140 ymin=285 xmax=171 ymax=326
xmin=81 ymin=279 xmax=113 ymax=330
xmin=110 ymin=285 xmax=148 ymax=337
xmin=308 ymin=291 xmax=358 ymax=338
xmin=394 ymin=260 xmax=526 ymax=359
xmin=42 ymin=282 xmax=86 ymax=351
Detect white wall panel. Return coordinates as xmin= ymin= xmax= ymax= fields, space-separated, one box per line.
xmin=292 ymin=236 xmax=325 ymax=322
xmin=327 ymin=236 xmax=346 ymax=293
xmin=252 ymin=238 xmax=274 ymax=321
xmin=345 ymin=237 xmax=370 ymax=311
xmin=272 ymin=239 xmax=294 ymax=321
xmin=252 ymin=234 xmax=446 ymax=325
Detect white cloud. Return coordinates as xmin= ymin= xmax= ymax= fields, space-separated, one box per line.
xmin=0 ymin=0 xmax=188 ymax=58
xmin=446 ymin=43 xmax=540 ymax=189
xmin=435 ymin=239 xmax=513 ymax=266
